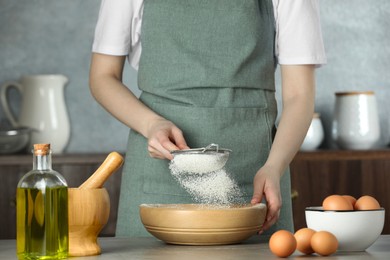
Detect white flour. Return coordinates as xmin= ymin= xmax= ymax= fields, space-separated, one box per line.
xmin=169 ymin=153 xmax=244 ymax=205
xmin=170 ymin=153 xmax=228 ymax=175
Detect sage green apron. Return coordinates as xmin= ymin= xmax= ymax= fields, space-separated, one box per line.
xmin=116 ymin=0 xmax=294 ymax=238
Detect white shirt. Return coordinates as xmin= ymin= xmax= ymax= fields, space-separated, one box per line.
xmin=92 ymin=0 xmax=327 ymax=70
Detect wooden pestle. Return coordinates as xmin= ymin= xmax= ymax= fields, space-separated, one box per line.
xmin=79 ymin=152 xmax=124 ymax=189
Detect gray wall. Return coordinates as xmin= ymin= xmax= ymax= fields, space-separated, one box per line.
xmin=0 ymin=0 xmax=389 ymax=153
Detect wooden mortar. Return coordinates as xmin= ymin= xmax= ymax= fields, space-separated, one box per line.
xmin=68 ymin=152 xmax=124 ymax=256
xmin=68 ymin=188 xmax=110 ymax=256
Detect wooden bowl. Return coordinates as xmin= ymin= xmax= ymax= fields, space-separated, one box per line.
xmin=68 ymin=188 xmax=110 ymax=256
xmin=139 ymin=203 xmax=266 ymax=245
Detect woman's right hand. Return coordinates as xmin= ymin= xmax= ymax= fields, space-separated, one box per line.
xmin=146 ymin=117 xmax=189 ymax=160
xmin=89 ymin=53 xmax=189 ymax=160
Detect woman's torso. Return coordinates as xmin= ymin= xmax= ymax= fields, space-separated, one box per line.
xmin=138 ymin=0 xmax=276 ymax=108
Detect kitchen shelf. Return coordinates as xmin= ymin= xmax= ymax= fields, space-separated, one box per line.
xmin=1 ymin=150 xmax=389 ymax=239
xmin=0 ymin=153 xmax=110 ymax=165
xmin=294 ymin=149 xmax=390 ymax=161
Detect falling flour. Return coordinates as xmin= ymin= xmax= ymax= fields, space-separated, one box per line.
xmin=169 ymin=153 xmax=244 ymax=205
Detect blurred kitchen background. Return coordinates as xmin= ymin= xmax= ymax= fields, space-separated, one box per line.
xmin=1 ymin=0 xmax=389 ymax=153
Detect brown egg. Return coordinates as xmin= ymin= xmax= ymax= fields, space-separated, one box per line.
xmin=342 ymin=195 xmax=357 ymax=208
xmin=354 ymin=195 xmax=381 ymax=210
xmin=294 ymin=228 xmax=316 ymax=255
xmin=311 ymin=231 xmax=338 ymax=256
xmin=322 ymin=195 xmax=353 ymax=211
xmin=269 ymin=230 xmax=297 ymax=258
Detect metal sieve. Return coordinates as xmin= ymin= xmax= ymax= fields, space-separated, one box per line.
xmin=170 ymin=143 xmax=231 ymax=155
xmin=170 ymin=144 xmax=232 ymax=173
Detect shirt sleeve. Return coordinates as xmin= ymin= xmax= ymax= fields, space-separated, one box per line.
xmin=274 ymin=0 xmax=327 ymax=65
xmin=92 ymin=0 xmax=143 ymax=69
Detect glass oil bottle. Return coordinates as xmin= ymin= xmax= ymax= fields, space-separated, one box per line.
xmin=16 ymin=143 xmax=68 ymax=259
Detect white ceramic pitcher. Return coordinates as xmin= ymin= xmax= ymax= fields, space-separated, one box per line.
xmin=0 ymin=74 xmax=70 ymax=153
xmin=332 ymin=91 xmax=380 ymax=150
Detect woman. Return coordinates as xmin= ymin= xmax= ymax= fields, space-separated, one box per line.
xmin=89 ymin=0 xmax=326 ymax=237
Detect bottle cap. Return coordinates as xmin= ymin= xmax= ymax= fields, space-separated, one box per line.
xmin=34 ymin=143 xmax=51 ymax=156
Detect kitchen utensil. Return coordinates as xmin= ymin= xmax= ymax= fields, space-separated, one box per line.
xmin=139 ymin=203 xmax=266 ymax=245
xmin=0 ymin=127 xmax=31 ymax=154
xmin=68 ymin=188 xmax=110 ymax=256
xmin=68 ymin=151 xmax=123 ymax=256
xmin=170 ymin=143 xmax=232 ymax=173
xmin=300 ymin=113 xmax=324 ymax=151
xmin=79 ymin=151 xmax=124 ymax=189
xmin=332 ymin=91 xmax=380 ymax=150
xmin=0 ymin=74 xmax=70 ymax=153
xmin=306 ymin=206 xmax=385 ymax=251
xmin=171 ymin=143 xmax=232 ymax=155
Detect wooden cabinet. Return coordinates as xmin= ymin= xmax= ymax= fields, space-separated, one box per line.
xmin=2 ymin=150 xmax=389 ymax=239
xmin=290 ymin=150 xmax=390 ymax=234
xmin=0 ymin=154 xmax=122 ymax=239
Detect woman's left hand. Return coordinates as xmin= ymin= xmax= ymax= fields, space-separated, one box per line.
xmin=251 ymin=165 xmax=282 ymax=233
xmin=250 ymin=65 xmax=316 ymax=233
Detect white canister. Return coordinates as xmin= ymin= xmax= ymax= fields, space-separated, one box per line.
xmin=300 ymin=113 xmax=324 ymax=151
xmin=332 ymin=91 xmax=380 ymax=150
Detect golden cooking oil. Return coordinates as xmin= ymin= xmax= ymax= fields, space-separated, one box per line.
xmin=16 ymin=144 xmax=68 ymax=260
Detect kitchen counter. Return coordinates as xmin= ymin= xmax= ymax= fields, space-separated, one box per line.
xmin=1 ymin=235 xmax=390 ymax=259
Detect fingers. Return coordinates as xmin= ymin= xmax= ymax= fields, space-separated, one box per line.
xmin=147 ymin=124 xmax=188 ymax=160
xmin=148 ymin=145 xmax=174 ymax=160
xmin=251 ymin=171 xmax=268 ymax=204
xmin=251 ymin=176 xmax=264 ymax=205
xmin=259 ymin=186 xmax=282 ymax=233
xmin=148 ymin=136 xmax=176 ymax=160
xmin=171 ymin=127 xmax=189 ymax=150
xmin=252 ymin=170 xmax=282 ymax=233
xmin=261 ymin=197 xmax=282 ymax=232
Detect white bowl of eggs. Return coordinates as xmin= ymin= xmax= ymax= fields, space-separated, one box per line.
xmin=305 ymin=195 xmax=385 ymax=251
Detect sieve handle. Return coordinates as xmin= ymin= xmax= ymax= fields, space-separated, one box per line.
xmin=203 ymin=143 xmax=219 ymax=152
